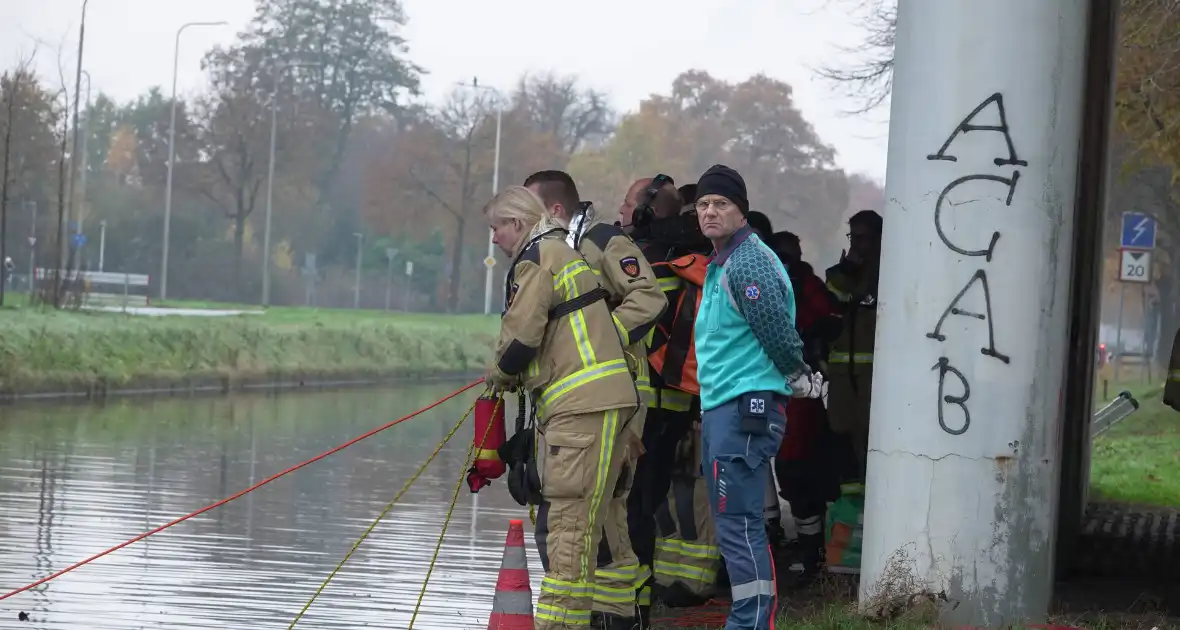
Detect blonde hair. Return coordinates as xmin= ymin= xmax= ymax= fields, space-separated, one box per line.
xmin=484 ymin=186 xmax=564 ymax=255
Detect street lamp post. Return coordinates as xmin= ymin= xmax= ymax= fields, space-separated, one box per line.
xmin=457 ymin=77 xmax=502 ymax=315
xmin=261 ymin=61 xmax=318 ymax=307
xmin=162 ymin=20 xmax=228 ymax=300
xmin=353 ymin=232 xmax=364 ymax=309
xmin=98 ymin=219 xmax=106 ymax=271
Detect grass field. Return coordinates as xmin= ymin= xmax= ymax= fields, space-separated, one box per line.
xmin=1090 ymin=382 xmax=1180 ymax=507
xmin=0 ymin=299 xmax=499 ymax=393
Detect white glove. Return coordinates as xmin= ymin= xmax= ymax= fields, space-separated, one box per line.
xmin=788 ymin=371 xmax=827 ymax=400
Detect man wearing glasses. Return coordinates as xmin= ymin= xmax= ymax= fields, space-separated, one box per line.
xmin=824 ymin=210 xmax=884 ymax=482
xmin=692 ymin=164 xmax=822 ymax=630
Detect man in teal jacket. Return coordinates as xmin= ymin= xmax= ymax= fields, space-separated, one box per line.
xmin=692 ymin=164 xmax=823 ymax=630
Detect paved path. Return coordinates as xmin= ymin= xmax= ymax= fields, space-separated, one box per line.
xmin=87 ymin=306 xmax=263 ymax=317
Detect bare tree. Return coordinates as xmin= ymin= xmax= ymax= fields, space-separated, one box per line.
xmin=0 ymin=51 xmax=39 ymax=305
xmin=814 ymin=0 xmax=897 ymax=115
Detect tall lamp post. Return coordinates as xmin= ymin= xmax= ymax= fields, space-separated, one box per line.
xmin=161 ymin=20 xmax=228 ymax=300
xmin=457 ymin=77 xmax=502 ymax=315
xmin=261 ymin=61 xmax=319 ymax=307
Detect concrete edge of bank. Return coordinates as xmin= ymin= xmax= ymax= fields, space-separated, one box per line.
xmin=0 ymin=368 xmax=485 ymax=405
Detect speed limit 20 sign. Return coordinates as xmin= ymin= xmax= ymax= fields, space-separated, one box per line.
xmin=1118 ymin=248 xmax=1152 ymax=283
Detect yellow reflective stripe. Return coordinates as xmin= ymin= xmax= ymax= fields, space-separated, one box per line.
xmin=537 ymin=359 xmax=630 ymax=417
xmin=653 ymin=559 xmax=717 ymax=583
xmin=826 ymin=281 xmax=852 ymax=302
xmin=657 ymin=538 xmax=720 ymax=560
xmin=541 ymin=576 xmax=593 ymax=597
xmin=1170 ymin=369 xmax=1180 ymax=381
xmin=658 ymin=388 xmax=693 ymax=411
xmin=554 ymin=260 xmax=592 ymax=289
xmin=612 ymin=314 xmax=629 ymax=345
xmin=658 ymin=276 xmax=683 ymax=292
xmin=570 ymin=307 xmax=597 ymax=368
xmin=536 ymin=600 xmax=592 ymax=625
xmin=582 ymin=408 xmax=620 ymax=582
xmin=643 ymin=327 xmax=656 ymax=347
xmin=474 ymin=448 xmax=500 ymax=461
xmin=592 ymin=564 xmax=651 ymax=603
xmin=527 ymin=359 xmax=540 ymax=379
xmin=829 ymin=352 xmax=873 ymax=364
xmin=639 ymin=585 xmax=652 ymax=606
xmin=592 ymin=584 xmax=636 ymax=603
xmin=554 ymin=261 xmax=598 ymax=369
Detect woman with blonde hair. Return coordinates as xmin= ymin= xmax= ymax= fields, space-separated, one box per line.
xmin=485 ymin=185 xmax=639 ymax=630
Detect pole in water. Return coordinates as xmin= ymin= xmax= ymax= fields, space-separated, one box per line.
xmin=860 ymin=0 xmax=1103 ymax=626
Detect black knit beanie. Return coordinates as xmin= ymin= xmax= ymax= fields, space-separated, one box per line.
xmin=694 ymin=164 xmax=749 ymax=215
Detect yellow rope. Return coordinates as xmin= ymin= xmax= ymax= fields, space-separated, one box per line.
xmin=407 ymin=396 xmax=503 ymax=629
xmin=286 ymin=394 xmax=484 ymax=629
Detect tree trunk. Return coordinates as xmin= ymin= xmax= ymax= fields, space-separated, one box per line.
xmin=234 ymin=213 xmax=246 ymax=299
xmin=0 ymin=82 xmax=12 ymax=307
xmin=448 ymin=215 xmax=465 ymax=313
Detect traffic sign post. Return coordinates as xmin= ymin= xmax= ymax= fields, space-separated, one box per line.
xmin=1113 ymin=247 xmax=1153 ymax=383
xmin=483 ymin=255 xmax=497 ymax=269
xmin=71 ymin=233 xmax=87 ymax=249
xmin=1118 ymin=249 xmax=1151 ymax=283
xmin=403 ymin=260 xmax=414 ymax=312
xmin=1120 ymin=212 xmax=1156 ymax=250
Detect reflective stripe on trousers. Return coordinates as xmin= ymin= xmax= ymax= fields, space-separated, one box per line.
xmin=828 ymin=351 xmax=873 ymax=364
xmin=701 ymin=396 xmax=786 ymax=630
xmin=534 ymin=408 xmax=629 ymax=628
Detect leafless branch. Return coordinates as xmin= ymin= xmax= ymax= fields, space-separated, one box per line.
xmin=813 ymin=0 xmax=897 ymax=115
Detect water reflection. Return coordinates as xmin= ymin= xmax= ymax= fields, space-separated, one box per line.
xmin=0 ymin=383 xmax=543 ymax=629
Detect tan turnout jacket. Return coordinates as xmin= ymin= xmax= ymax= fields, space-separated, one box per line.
xmin=488 ymin=230 xmax=638 ymax=420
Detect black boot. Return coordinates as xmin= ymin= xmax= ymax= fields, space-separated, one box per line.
xmin=658 ymin=581 xmax=707 ymax=608
xmin=600 ymin=613 xmax=640 ymax=630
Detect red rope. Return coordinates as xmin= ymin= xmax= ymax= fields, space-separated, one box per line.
xmin=0 ymin=378 xmax=484 ymax=603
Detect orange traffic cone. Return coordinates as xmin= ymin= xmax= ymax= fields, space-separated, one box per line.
xmin=488 ymin=519 xmax=534 ymax=629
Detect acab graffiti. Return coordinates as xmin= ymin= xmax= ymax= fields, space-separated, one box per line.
xmin=924 ymin=93 xmax=1023 ymax=436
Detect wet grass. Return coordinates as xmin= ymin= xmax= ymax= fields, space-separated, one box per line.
xmin=0 ymin=303 xmax=498 ymax=393
xmin=653 ymin=574 xmax=1179 ymax=629
xmin=1090 ymin=383 xmax=1180 ymax=507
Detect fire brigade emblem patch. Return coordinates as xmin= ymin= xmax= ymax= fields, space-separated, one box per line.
xmin=620 ymin=256 xmax=641 ymax=278
xmin=745 ymin=284 xmax=760 ymax=300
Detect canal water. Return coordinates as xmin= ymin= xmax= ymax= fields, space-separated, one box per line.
xmin=0 ymin=382 xmax=545 ymax=629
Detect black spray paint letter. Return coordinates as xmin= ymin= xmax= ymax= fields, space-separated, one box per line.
xmin=932 ymin=357 xmax=971 ymax=436
xmin=926 ymin=92 xmax=1028 ymax=167
xmin=925 ymin=269 xmax=1011 ymax=364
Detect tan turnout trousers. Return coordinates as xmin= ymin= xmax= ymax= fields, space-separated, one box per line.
xmin=592 ymin=406 xmax=649 ymax=617
xmin=535 ymin=406 xmax=635 ymax=629
xmin=653 ymin=426 xmax=720 ymax=598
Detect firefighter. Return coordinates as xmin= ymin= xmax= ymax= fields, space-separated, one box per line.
xmin=692 ymin=165 xmax=823 ymax=630
xmin=825 ymin=209 xmax=883 ymax=482
xmin=770 ymin=230 xmax=842 ymax=581
xmin=1165 ymin=326 xmax=1180 ymax=412
xmin=524 ymin=170 xmax=667 ymax=629
xmin=484 ymin=185 xmax=639 ymax=630
xmin=633 ymin=180 xmax=723 ymax=610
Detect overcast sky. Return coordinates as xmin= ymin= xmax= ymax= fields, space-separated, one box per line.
xmin=2 ymin=0 xmax=890 ymax=181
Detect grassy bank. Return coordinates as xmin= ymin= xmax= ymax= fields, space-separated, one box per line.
xmin=1090 ymin=383 xmax=1180 ymax=507
xmin=0 ymin=303 xmax=499 ymax=396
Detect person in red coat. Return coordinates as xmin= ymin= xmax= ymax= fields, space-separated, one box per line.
xmin=770 ymin=230 xmax=841 ymax=582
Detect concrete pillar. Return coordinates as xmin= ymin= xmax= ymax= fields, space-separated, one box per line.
xmin=859 ymin=1 xmax=1091 ymax=626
